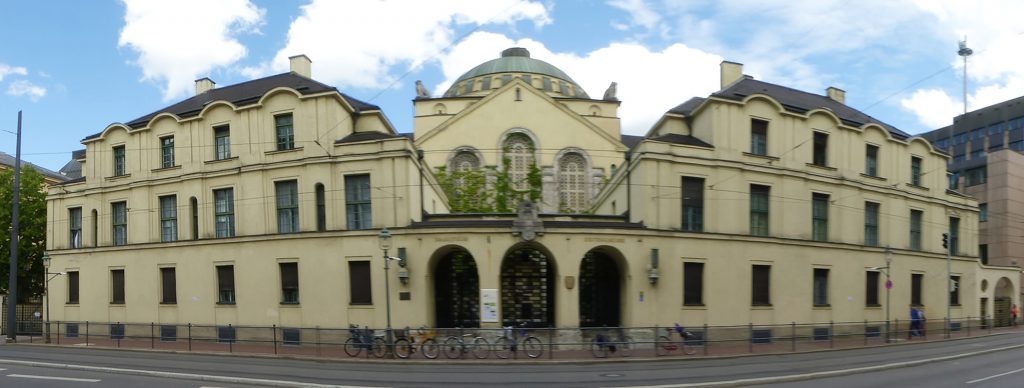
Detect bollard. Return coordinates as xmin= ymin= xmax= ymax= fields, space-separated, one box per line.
xmin=967 ymin=316 xmax=971 ymax=337
xmin=228 ymin=324 xmax=233 ymax=353
xmin=703 ymin=323 xmax=709 ymax=356
xmin=188 ymin=323 xmax=192 ymax=351
xmin=830 ymin=321 xmax=834 ymax=348
xmin=790 ymin=322 xmax=796 ymax=352
xmin=85 ymin=321 xmax=90 ymax=346
xmin=273 ymin=324 xmax=278 ymax=355
xmin=150 ymin=322 xmax=155 ymax=349
xmin=864 ymin=320 xmax=868 ymax=346
xmin=315 ymin=326 xmax=321 ymax=357
xmin=548 ymin=327 xmax=553 ymax=360
xmin=748 ymin=323 xmax=753 ymax=354
xmin=56 ymin=321 xmax=61 ymax=345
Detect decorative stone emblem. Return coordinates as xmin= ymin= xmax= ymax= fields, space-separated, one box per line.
xmin=512 ymin=200 xmax=544 ymax=241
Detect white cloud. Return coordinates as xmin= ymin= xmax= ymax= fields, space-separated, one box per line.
xmin=118 ymin=0 xmax=264 ymax=101
xmin=607 ymin=0 xmax=661 ymax=31
xmin=0 ymin=64 xmax=28 ymax=82
xmin=7 ymin=80 xmax=47 ymax=101
xmin=900 ymin=89 xmax=960 ymax=128
xmin=247 ymin=0 xmax=550 ymax=90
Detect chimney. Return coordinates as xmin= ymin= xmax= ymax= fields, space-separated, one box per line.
xmin=826 ymin=87 xmax=846 ymax=104
xmin=720 ymin=61 xmax=744 ymax=89
xmin=289 ymin=54 xmax=312 ymax=78
xmin=195 ymin=77 xmax=215 ymax=95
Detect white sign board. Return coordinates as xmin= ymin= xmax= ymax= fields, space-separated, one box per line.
xmin=480 ymin=289 xmax=499 ymax=322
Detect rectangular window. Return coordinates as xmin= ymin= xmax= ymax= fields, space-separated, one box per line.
xmin=214 ymin=125 xmax=231 ymax=160
xmin=911 ymin=273 xmax=923 ymax=306
xmin=112 ymin=201 xmax=128 ymax=246
xmin=813 ymin=268 xmax=829 ymax=306
xmin=751 ymin=119 xmax=768 ymax=156
xmin=910 ymin=209 xmax=923 ymax=251
xmin=949 ymin=217 xmax=960 ymax=255
xmin=812 ymin=132 xmax=828 ymax=166
xmin=950 ymin=275 xmax=961 ymax=306
xmin=865 ymin=144 xmax=879 ymax=176
xmin=160 ymin=136 xmax=175 ymax=168
xmin=275 ymin=180 xmax=299 ymax=233
xmin=864 ymin=202 xmax=880 ymax=246
xmin=113 ymin=145 xmax=125 ymax=176
xmin=949 ymin=171 xmax=960 ymax=190
xmin=683 ymin=262 xmax=704 ymax=306
xmin=349 ymin=261 xmax=372 ymax=305
xmin=752 ymin=264 xmax=771 ymax=306
xmin=67 ymin=271 xmax=80 ymax=304
xmin=275 ymin=114 xmax=294 ymax=151
xmin=217 ymin=265 xmax=235 ymax=304
xmin=315 ymin=184 xmax=326 ymax=232
xmin=159 ymin=195 xmax=177 ymax=242
xmin=812 ymin=193 xmax=829 ymax=241
xmin=980 ymin=244 xmax=989 ymax=265
xmin=964 ymin=166 xmax=986 ymax=186
xmin=69 ymin=207 xmax=82 ymax=248
xmin=111 ymin=269 xmax=125 ymax=304
xmin=160 ymin=267 xmax=176 ymax=304
xmin=979 ymin=203 xmax=988 ymax=222
xmin=190 ymin=197 xmax=198 ymax=240
xmin=345 ymin=174 xmax=372 ymax=230
xmin=865 ymin=271 xmax=880 ymax=306
xmin=681 ymin=177 xmax=704 ymax=232
xmin=280 ymin=262 xmax=299 ymax=304
xmin=910 ymin=156 xmax=923 ymax=186
xmin=214 ymin=188 xmax=235 ymax=238
xmin=750 ymin=184 xmax=770 ymax=236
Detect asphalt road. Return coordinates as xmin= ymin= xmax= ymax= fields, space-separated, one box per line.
xmin=0 ymin=333 xmax=1021 ymax=387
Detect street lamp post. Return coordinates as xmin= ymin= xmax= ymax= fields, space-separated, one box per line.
xmin=377 ymin=228 xmax=394 ymax=355
xmin=41 ymin=252 xmax=65 ymax=344
xmin=884 ymin=247 xmax=893 ymax=343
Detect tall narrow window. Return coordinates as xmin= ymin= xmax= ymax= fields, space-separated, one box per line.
xmin=214 ymin=125 xmax=231 ymax=160
xmin=160 ymin=267 xmax=176 ymax=304
xmin=112 ymin=201 xmax=127 ymax=246
xmin=557 ymin=153 xmax=587 ymax=212
xmin=864 ymin=202 xmax=879 ymax=246
xmin=275 ymin=114 xmax=294 ymax=151
xmin=949 ymin=216 xmax=960 ymax=255
xmin=683 ymin=262 xmax=704 ymax=306
xmin=315 ymin=183 xmax=326 ymax=232
xmin=214 ymin=188 xmax=235 ymax=238
xmin=159 ymin=195 xmax=177 ymax=242
xmin=113 ymin=145 xmax=126 ymax=176
xmin=69 ymin=207 xmax=82 ymax=248
xmin=345 ymin=174 xmax=371 ymax=230
xmin=911 ymin=156 xmax=923 ymax=186
xmin=911 ymin=273 xmax=923 ymax=306
xmin=67 ymin=271 xmax=80 ymax=304
xmin=217 ymin=265 xmax=235 ymax=303
xmin=813 ymin=268 xmax=829 ymax=306
xmin=111 ymin=269 xmax=125 ymax=304
xmin=751 ymin=119 xmax=768 ymax=156
xmin=91 ymin=209 xmax=98 ymax=246
xmin=812 ymin=132 xmax=828 ymax=166
xmin=504 ymin=133 xmax=535 ymax=191
xmin=280 ymin=262 xmax=299 ymax=304
xmin=681 ymin=177 xmax=704 ymax=232
xmin=980 ymin=244 xmax=989 ymax=265
xmin=750 ymin=185 xmax=770 ymax=236
xmin=865 ymin=271 xmax=880 ymax=306
xmin=979 ymin=203 xmax=988 ymax=222
xmin=950 ymin=275 xmax=961 ymax=305
xmin=349 ymin=261 xmax=372 ymax=305
xmin=275 ymin=180 xmax=299 ymax=233
xmin=190 ymin=197 xmax=198 ymax=240
xmin=910 ymin=209 xmax=923 ymax=250
xmin=160 ymin=136 xmax=175 ymax=168
xmin=752 ymin=264 xmax=771 ymax=306
xmin=812 ymin=193 xmax=829 ymax=241
xmin=865 ymin=144 xmax=879 ymax=176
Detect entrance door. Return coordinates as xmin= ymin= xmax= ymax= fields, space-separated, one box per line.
xmin=579 ymin=250 xmax=621 ymax=328
xmin=981 ymin=297 xmax=989 ymax=328
xmin=434 ymin=249 xmax=480 ymax=328
xmin=500 ymin=245 xmax=555 ymax=328
xmin=995 ymin=297 xmax=1011 ymax=327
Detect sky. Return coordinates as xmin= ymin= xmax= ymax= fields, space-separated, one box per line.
xmin=2 ymin=0 xmax=1023 ymax=173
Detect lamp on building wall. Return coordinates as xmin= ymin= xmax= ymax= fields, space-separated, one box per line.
xmin=377 ymin=228 xmax=394 ymax=355
xmin=396 ymin=247 xmax=409 ymax=285
xmin=648 ymin=248 xmax=660 ymax=285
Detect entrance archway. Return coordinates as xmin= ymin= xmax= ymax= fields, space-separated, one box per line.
xmin=433 ymin=248 xmax=480 ymax=328
xmin=994 ymin=277 xmax=1014 ymax=327
xmin=578 ymin=249 xmax=622 ymax=328
xmin=500 ymin=244 xmax=556 ymax=328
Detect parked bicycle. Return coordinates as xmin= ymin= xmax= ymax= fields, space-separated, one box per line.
xmin=394 ymin=326 xmax=439 ymax=359
xmin=441 ymin=330 xmax=490 ymax=359
xmin=344 ymin=325 xmax=386 ymax=358
xmin=494 ymin=321 xmax=544 ymax=359
xmin=591 ymin=327 xmax=634 ymax=358
xmin=656 ymin=323 xmax=697 ymax=356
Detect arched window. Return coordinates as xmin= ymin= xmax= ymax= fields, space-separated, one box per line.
xmin=558 ymin=153 xmax=587 ymax=212
xmin=504 ymin=133 xmax=534 ymax=191
xmin=451 ymin=151 xmax=479 ymax=172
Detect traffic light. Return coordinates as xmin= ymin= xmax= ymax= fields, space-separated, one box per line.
xmin=941 ymin=233 xmax=949 ymax=249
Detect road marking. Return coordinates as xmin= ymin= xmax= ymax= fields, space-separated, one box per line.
xmin=966 ymin=367 xmax=1024 ymax=384
xmin=8 ymin=374 xmax=101 ymax=382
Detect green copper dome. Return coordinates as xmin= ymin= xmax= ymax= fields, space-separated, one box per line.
xmin=444 ymin=48 xmax=589 ymax=98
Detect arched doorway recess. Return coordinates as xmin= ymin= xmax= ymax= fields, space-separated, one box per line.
xmin=434 ymin=248 xmax=481 ymax=328
xmin=578 ymin=249 xmax=622 ymax=328
xmin=500 ymin=244 xmax=556 ymax=328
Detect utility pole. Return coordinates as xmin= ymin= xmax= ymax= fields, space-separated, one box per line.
xmin=6 ymin=111 xmax=22 ymax=342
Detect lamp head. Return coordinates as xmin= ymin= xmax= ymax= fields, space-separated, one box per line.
xmin=42 ymin=251 xmax=51 ymax=269
xmin=378 ymin=228 xmax=392 ymax=251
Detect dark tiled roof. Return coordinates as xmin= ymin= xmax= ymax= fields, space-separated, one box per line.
xmin=0 ymin=151 xmax=68 ymax=181
xmin=84 ymin=72 xmax=380 ymax=140
xmin=59 ymin=159 xmax=82 ymax=179
xmin=667 ymin=97 xmax=706 ymax=116
xmin=620 ymin=135 xmax=644 ymax=150
xmin=648 ymin=133 xmax=713 ymax=148
xmin=334 ymin=131 xmax=401 ymax=145
xmin=52 ymin=176 xmax=86 ymax=185
xmin=713 ymin=78 xmax=911 ymax=140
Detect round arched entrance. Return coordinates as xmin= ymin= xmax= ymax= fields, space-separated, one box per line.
xmin=500 ymin=244 xmax=556 ymax=328
xmin=578 ymin=248 xmax=624 ymax=328
xmin=994 ymin=277 xmax=1014 ymax=327
xmin=433 ymin=247 xmax=480 ymax=328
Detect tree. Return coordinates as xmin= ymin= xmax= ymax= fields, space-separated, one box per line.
xmin=0 ymin=166 xmax=47 ymax=302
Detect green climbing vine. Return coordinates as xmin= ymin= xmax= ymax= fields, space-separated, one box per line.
xmin=436 ymin=158 xmax=543 ymax=213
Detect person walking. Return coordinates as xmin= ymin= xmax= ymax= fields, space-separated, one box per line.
xmin=1012 ymin=304 xmax=1019 ymax=327
xmin=909 ymin=305 xmax=922 ymax=338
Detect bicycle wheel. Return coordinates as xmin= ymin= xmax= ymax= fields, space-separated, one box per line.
xmin=494 ymin=336 xmax=514 ymax=359
xmin=522 ymin=336 xmax=543 ymax=358
xmin=681 ymin=337 xmax=697 ymax=355
xmin=394 ymin=338 xmax=412 ymax=359
xmin=472 ymin=337 xmax=490 ymax=359
xmin=443 ymin=336 xmax=461 ymax=359
xmin=591 ymin=339 xmax=607 ymax=358
xmin=372 ymin=337 xmax=387 ymax=358
xmin=421 ymin=338 xmax=439 ymax=359
xmin=619 ymin=336 xmax=634 ymax=357
xmin=343 ymin=337 xmax=361 ymax=357
xmin=655 ymin=335 xmax=673 ymax=356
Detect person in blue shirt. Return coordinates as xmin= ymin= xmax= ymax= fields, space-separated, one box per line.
xmin=909 ymin=305 xmax=923 ymax=338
